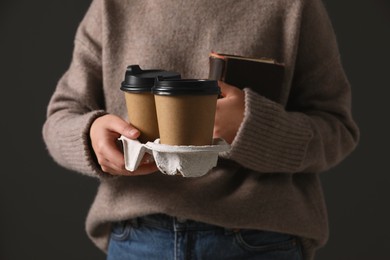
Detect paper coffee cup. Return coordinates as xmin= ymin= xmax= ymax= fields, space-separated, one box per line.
xmin=120 ymin=65 xmax=181 ymax=143
xmin=152 ymin=78 xmax=220 ymax=146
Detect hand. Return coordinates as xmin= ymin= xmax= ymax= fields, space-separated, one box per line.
xmin=213 ymin=81 xmax=245 ymax=144
xmin=90 ymin=114 xmax=158 ymax=176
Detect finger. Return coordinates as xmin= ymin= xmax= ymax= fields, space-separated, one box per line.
xmin=218 ymin=81 xmax=244 ymax=98
xmin=128 ymin=163 xmax=159 ymax=176
xmin=94 ymin=137 xmax=126 ymax=168
xmin=102 ymin=144 xmax=157 ymax=175
xmin=100 ymin=161 xmax=125 ymax=176
xmin=96 ymin=151 xmax=125 ymax=173
xmin=99 ymin=153 xmax=158 ymax=176
xmin=97 ymin=150 xmax=125 ymax=168
xmin=218 ymin=81 xmax=235 ymax=96
xmin=106 ymin=162 xmax=158 ymax=176
xmin=216 ymin=95 xmax=231 ymax=106
xmin=105 ymin=115 xmax=140 ymax=139
xmin=109 ymin=145 xmax=125 ymax=164
xmin=213 ymin=111 xmax=224 ymax=138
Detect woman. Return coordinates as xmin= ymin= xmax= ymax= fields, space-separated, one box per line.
xmin=43 ymin=0 xmax=359 ymax=259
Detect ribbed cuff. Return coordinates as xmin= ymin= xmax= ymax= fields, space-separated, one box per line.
xmin=220 ymin=88 xmax=313 ymax=173
xmin=57 ymin=110 xmax=108 ymax=178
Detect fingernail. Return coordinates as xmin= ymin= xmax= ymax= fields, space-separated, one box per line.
xmin=129 ymin=129 xmax=138 ymax=136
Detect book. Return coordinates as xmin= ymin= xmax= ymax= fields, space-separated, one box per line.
xmin=208 ymin=52 xmax=285 ymax=102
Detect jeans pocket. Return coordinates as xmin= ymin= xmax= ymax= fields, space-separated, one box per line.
xmin=110 ymin=220 xmax=131 ymax=241
xmin=235 ymin=229 xmax=298 ymax=252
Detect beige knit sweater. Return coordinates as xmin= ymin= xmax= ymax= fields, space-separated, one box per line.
xmin=42 ymin=0 xmax=359 ymax=259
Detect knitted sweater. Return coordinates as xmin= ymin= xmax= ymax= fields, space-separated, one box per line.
xmin=42 ymin=0 xmax=359 ymax=259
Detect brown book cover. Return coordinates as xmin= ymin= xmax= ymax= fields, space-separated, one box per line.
xmin=208 ymin=52 xmax=285 ymax=102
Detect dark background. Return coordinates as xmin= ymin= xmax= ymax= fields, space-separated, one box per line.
xmin=0 ymin=0 xmax=389 ymax=259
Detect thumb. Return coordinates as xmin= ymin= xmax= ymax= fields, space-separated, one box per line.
xmin=105 ymin=114 xmax=140 ymax=139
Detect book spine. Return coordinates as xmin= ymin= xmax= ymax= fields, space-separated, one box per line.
xmin=208 ymin=57 xmax=225 ymax=81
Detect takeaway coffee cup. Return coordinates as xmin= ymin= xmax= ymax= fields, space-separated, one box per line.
xmin=152 ymin=78 xmax=221 ymax=146
xmin=120 ymin=65 xmax=181 ymax=143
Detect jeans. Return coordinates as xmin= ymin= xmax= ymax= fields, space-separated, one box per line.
xmin=107 ymin=214 xmax=303 ymax=260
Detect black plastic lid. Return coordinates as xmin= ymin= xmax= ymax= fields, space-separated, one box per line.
xmin=152 ymin=77 xmax=220 ymax=96
xmin=120 ymin=65 xmax=181 ymax=93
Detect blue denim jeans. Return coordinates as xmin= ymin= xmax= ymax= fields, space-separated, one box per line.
xmin=107 ymin=214 xmax=302 ymax=260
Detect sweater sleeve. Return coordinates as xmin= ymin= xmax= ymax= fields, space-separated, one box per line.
xmin=220 ymin=0 xmax=360 ymax=173
xmin=42 ymin=0 xmax=108 ymax=178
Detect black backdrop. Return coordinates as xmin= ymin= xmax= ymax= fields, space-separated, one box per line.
xmin=0 ymin=1 xmax=389 ymax=259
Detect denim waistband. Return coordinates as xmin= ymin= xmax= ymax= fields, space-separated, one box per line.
xmin=129 ymin=214 xmax=228 ymax=232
